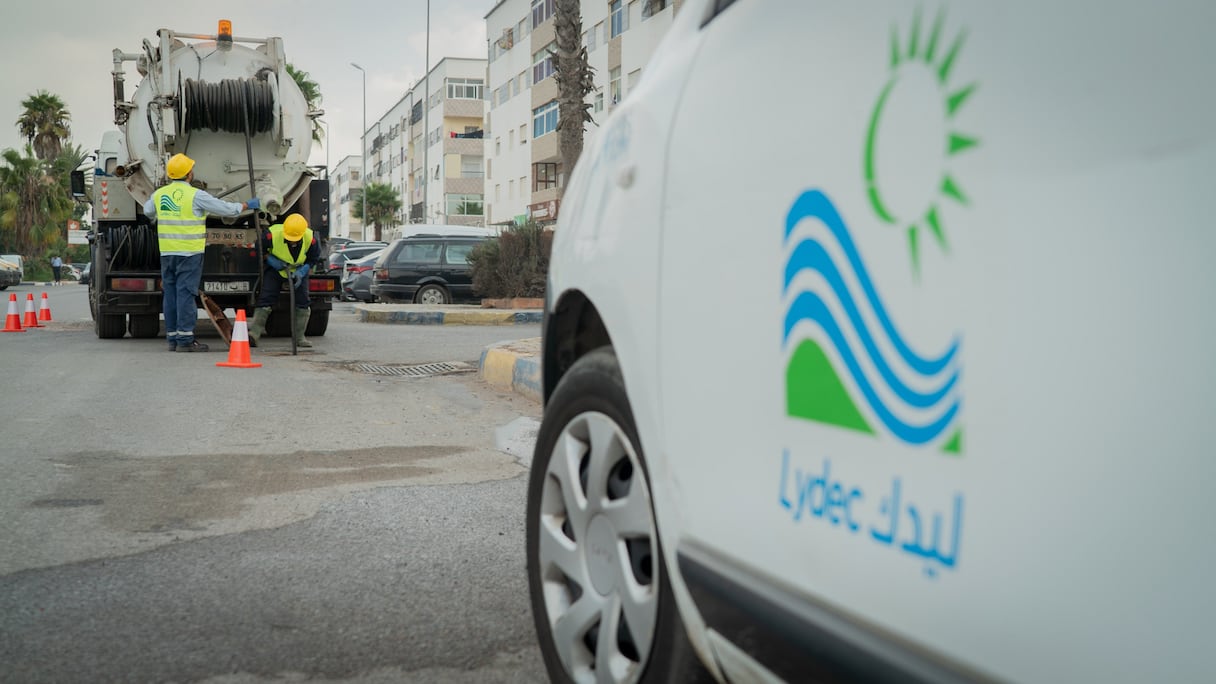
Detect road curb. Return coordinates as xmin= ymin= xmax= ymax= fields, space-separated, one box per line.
xmin=479 ymin=338 xmax=542 ymax=403
xmin=355 ymin=303 xmax=542 ymax=326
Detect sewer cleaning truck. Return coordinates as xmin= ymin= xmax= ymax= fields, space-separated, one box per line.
xmin=71 ymin=20 xmax=335 ymax=340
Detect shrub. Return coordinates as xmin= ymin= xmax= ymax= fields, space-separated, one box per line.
xmin=468 ymin=221 xmax=553 ymax=299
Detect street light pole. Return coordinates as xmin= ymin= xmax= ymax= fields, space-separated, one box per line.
xmin=350 ymin=62 xmax=367 ymax=240
xmin=423 ymin=0 xmax=430 ymax=224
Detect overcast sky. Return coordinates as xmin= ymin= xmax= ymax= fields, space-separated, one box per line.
xmin=0 ymin=0 xmax=489 ymax=171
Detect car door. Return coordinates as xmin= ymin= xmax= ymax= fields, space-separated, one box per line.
xmin=439 ymin=240 xmax=479 ymax=300
xmin=390 ymin=240 xmax=442 ymax=290
xmin=658 ymin=2 xmax=1215 ymax=683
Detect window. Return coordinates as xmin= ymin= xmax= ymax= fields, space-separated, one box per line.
xmin=395 ymin=242 xmax=442 ymax=264
xmin=520 ymin=176 xmax=528 ymax=196
xmin=447 ymin=78 xmax=484 ymax=100
xmin=509 ymin=179 xmax=515 ymax=199
xmin=495 ymin=184 xmax=501 ymax=202
xmin=610 ymin=67 xmax=622 ymax=105
xmin=496 ymin=138 xmax=501 ymax=155
xmin=517 ymin=18 xmax=529 ymax=40
xmin=445 ymin=242 xmax=478 ymax=264
xmin=532 ymin=100 xmax=559 ymax=138
xmin=643 ymin=0 xmax=668 ymax=18
xmin=589 ymin=22 xmax=601 ymax=52
xmin=350 ymin=169 xmax=361 ymax=181
xmin=519 ymin=124 xmax=527 ymax=144
xmin=509 ymin=129 xmax=515 ymax=148
xmin=628 ymin=69 xmax=641 ymax=95
xmin=516 ymin=72 xmax=526 ymax=94
xmin=610 ymin=0 xmax=625 ymax=38
xmin=428 ymin=127 xmax=442 ymax=146
xmin=533 ymin=162 xmax=558 ymax=191
xmin=447 ymin=195 xmax=484 ymax=216
xmin=487 ymin=158 xmax=492 ymax=180
xmin=531 ymin=0 xmax=555 ymax=28
xmin=461 ymin=157 xmax=483 ymax=178
xmin=532 ymin=42 xmax=556 ymax=83
xmin=594 ymin=92 xmax=604 ymax=112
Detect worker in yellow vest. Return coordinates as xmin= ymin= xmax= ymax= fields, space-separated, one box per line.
xmin=246 ymin=213 xmax=320 ymax=348
xmin=143 ymin=153 xmax=260 ymax=352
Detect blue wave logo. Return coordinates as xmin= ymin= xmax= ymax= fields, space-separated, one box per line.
xmin=159 ymin=195 xmax=182 ymax=213
xmin=783 ymin=190 xmax=963 ymax=453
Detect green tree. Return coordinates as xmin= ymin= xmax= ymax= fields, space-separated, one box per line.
xmin=351 ymin=182 xmax=401 ymax=242
xmin=0 ymin=146 xmax=74 ymax=255
xmin=287 ymin=64 xmax=324 ymax=145
xmin=16 ymin=91 xmax=71 ymax=162
xmin=553 ymin=0 xmax=595 ymax=194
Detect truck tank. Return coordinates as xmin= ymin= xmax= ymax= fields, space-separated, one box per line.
xmin=114 ymin=23 xmax=315 ymax=213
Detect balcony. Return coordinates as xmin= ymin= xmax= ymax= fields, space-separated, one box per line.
xmin=444 ymin=137 xmax=484 ymax=156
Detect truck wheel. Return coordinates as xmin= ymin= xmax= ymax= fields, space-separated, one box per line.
xmin=305 ymin=309 xmax=329 ymax=336
xmin=96 ymin=312 xmax=126 ymax=339
xmin=128 ymin=314 xmax=160 ymax=338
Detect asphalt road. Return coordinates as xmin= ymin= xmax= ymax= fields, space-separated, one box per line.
xmin=0 ymin=284 xmax=547 ymax=682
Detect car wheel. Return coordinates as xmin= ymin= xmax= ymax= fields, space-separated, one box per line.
xmin=415 ymin=284 xmax=449 ymax=305
xmin=527 ymin=347 xmax=708 ymax=684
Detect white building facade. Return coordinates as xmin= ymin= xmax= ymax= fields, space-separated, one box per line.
xmin=329 ymin=154 xmax=365 ymax=240
xmin=361 ymin=57 xmax=488 ymax=232
xmin=484 ymin=0 xmax=681 ymax=227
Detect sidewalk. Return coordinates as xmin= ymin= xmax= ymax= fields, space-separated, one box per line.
xmin=353 ymin=303 xmax=541 ymax=326
xmin=478 ymin=337 xmax=542 ymax=404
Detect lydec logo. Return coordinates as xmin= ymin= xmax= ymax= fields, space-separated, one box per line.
xmin=782 ymin=9 xmax=977 ymax=454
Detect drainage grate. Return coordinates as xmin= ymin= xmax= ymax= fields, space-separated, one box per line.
xmin=350 ymin=361 xmax=473 ymax=377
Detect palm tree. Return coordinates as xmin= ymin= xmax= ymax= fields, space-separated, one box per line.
xmin=16 ymin=91 xmax=71 ymax=162
xmin=553 ymin=0 xmax=595 ymax=195
xmin=351 ymin=182 xmax=401 ymax=242
xmin=287 ymin=64 xmax=324 ymax=145
xmin=0 ymin=146 xmax=74 ymax=255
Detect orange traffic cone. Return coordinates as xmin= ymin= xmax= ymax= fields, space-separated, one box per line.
xmin=216 ymin=309 xmax=261 ymax=368
xmin=23 ymin=293 xmax=43 ymax=328
xmin=2 ymin=293 xmax=24 ymax=333
xmin=38 ymin=292 xmax=52 ymax=321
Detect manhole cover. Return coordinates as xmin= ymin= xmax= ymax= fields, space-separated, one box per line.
xmin=349 ymin=361 xmax=474 ymax=377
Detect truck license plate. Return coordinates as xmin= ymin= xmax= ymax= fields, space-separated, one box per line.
xmin=204 ymin=281 xmax=250 ymax=293
xmin=207 ymin=229 xmax=255 ymax=246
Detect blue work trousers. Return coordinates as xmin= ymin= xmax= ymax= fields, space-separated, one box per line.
xmin=256 ymin=266 xmax=311 ymax=309
xmin=160 ymin=253 xmax=204 ymax=346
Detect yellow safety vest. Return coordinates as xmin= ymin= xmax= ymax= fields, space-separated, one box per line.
xmin=153 ymin=182 xmax=206 ymax=254
xmin=268 ymin=224 xmax=315 ymax=277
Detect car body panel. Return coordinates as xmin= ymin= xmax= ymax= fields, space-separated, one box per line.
xmin=546 ymin=0 xmax=1215 ymax=682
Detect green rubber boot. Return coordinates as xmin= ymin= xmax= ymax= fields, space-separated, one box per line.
xmin=293 ymin=307 xmax=313 ymax=348
xmin=248 ymin=307 xmax=272 ymax=347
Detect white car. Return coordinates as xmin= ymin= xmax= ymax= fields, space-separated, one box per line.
xmin=527 ymin=1 xmax=1213 ymax=683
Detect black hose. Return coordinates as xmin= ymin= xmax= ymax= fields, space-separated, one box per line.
xmin=181 ymin=78 xmax=274 ymax=134
xmin=104 ymin=225 xmax=161 ymax=270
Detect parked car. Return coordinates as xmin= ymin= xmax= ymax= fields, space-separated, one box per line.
xmin=325 ymin=243 xmax=387 ymax=274
xmin=340 ymin=249 xmax=383 ymax=303
xmin=527 ymin=2 xmax=1212 ymax=684
xmin=78 ymin=262 xmax=91 ymax=286
xmin=1 ymin=254 xmax=23 ymax=283
xmin=0 ymin=256 xmax=19 ymax=290
xmin=369 ymin=235 xmax=486 ymax=305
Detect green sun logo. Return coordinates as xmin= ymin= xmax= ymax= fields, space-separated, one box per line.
xmin=864 ymin=9 xmax=979 ymax=275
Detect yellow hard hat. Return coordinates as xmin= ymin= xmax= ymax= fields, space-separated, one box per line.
xmin=283 ymin=214 xmax=308 ymax=241
xmin=166 ymin=153 xmax=195 ymax=179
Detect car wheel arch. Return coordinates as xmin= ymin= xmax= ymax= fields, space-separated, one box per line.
xmin=543 ymin=289 xmax=615 ymax=404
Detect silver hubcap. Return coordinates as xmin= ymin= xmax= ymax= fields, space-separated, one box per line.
xmin=419 ymin=288 xmax=443 ymax=304
xmin=538 ymin=411 xmax=658 ymax=684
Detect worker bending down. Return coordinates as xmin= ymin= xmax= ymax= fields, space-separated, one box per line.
xmin=247 ymin=213 xmax=319 ymax=348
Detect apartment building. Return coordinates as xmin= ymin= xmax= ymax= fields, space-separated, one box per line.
xmin=361 ymin=57 xmax=488 ymax=231
xmin=484 ymin=0 xmax=681 ymax=227
xmin=329 ymin=154 xmax=366 ymax=240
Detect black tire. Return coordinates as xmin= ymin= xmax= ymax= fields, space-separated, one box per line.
xmin=96 ymin=312 xmax=126 ymax=339
xmin=527 ymin=348 xmax=710 ymax=684
xmin=128 ymin=313 xmax=160 ymax=338
xmin=305 ymin=308 xmax=329 ymax=336
xmin=414 ymin=284 xmax=450 ymax=305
